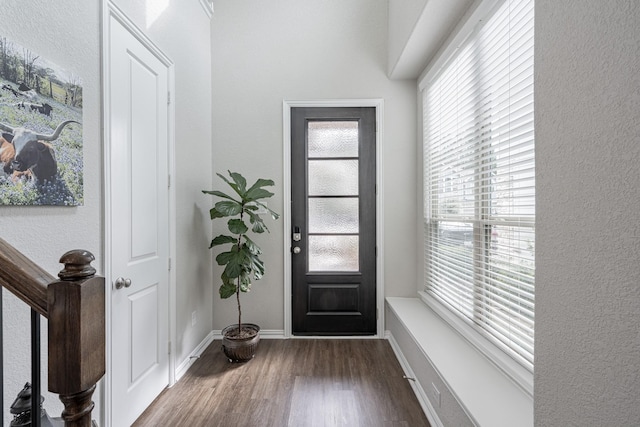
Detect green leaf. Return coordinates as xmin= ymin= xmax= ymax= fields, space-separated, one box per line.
xmin=246 ymin=178 xmax=275 ymax=193
xmin=202 ymin=189 xmax=239 ymax=203
xmin=242 ymin=236 xmax=262 ymax=255
xmin=248 ymin=254 xmax=265 ymax=280
xmin=215 ymin=250 xmax=236 ymax=266
xmin=247 ymin=211 xmax=268 ymax=233
xmin=245 ymin=188 xmax=274 ymax=202
xmin=221 ymin=271 xmax=235 ymax=286
xmin=219 ymin=282 xmax=236 ymax=299
xmin=228 ymin=219 xmax=248 ymax=234
xmin=209 ymin=207 xmax=226 ymax=219
xmin=254 ymin=201 xmax=280 ymax=220
xmin=239 ymin=274 xmax=251 ymax=292
xmin=247 ymin=212 xmax=267 ymax=233
xmin=216 ymin=172 xmax=243 ymax=198
xmin=228 ymin=171 xmax=247 ymax=193
xmin=209 ymin=235 xmax=237 ymax=248
xmin=252 ymin=220 xmax=267 ymax=233
xmin=224 ymin=259 xmax=243 ymax=278
xmin=215 ymin=200 xmax=243 ymax=216
xmin=244 ymin=178 xmax=275 ymax=201
xmin=223 ymin=250 xmax=248 ymax=278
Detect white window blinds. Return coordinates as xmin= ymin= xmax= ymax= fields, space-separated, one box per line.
xmin=423 ymin=0 xmax=535 ymax=370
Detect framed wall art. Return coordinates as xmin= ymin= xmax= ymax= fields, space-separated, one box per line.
xmin=0 ymin=35 xmax=83 ymax=206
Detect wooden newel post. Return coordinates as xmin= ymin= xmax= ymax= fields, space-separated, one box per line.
xmin=48 ymin=250 xmax=105 ymax=427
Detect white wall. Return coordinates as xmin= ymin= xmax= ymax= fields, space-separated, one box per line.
xmin=534 ymin=1 xmax=640 ymax=425
xmin=387 ymin=0 xmax=428 ymax=74
xmin=0 ymin=0 xmax=212 ymax=425
xmin=210 ymin=0 xmax=418 ymax=332
xmin=387 ymin=0 xmax=474 ymax=79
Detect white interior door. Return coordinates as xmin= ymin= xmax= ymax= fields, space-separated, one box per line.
xmin=108 ymin=13 xmax=171 ymax=427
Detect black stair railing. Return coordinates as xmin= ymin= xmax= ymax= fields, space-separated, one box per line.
xmin=31 ymin=308 xmax=42 ymax=427
xmin=0 ymin=290 xmax=50 ymax=426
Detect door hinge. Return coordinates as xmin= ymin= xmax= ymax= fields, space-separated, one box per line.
xmin=167 ymin=91 xmax=171 ymax=105
xmin=168 ymin=341 xmax=172 ymax=355
xmin=168 ymin=174 xmax=171 ymax=188
xmin=168 ymin=257 xmax=172 ymax=271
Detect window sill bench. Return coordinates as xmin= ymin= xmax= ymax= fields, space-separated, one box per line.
xmin=386 ymin=297 xmax=533 ymax=427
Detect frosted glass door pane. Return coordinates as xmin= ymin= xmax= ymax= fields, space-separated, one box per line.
xmin=309 ymin=198 xmax=359 ymax=233
xmin=308 ymin=121 xmax=358 ymax=158
xmin=309 ymin=236 xmax=359 ymax=272
xmin=308 ymin=160 xmax=358 ymax=196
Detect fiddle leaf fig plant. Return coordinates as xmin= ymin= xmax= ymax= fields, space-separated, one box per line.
xmin=203 ymin=171 xmax=279 ymax=336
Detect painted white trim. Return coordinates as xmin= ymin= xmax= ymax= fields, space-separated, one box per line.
xmin=167 ymin=60 xmax=178 ymax=390
xmin=174 ymin=331 xmax=215 ymax=382
xmin=282 ymin=99 xmax=385 ymax=338
xmin=102 ymin=2 xmax=177 ymax=425
xmin=199 ymin=0 xmax=214 ymax=18
xmin=386 ymin=331 xmax=444 ymax=427
xmin=211 ymin=330 xmax=388 ymax=341
xmin=101 ymin=4 xmax=112 ymax=426
xmin=212 ymin=329 xmax=287 ymax=340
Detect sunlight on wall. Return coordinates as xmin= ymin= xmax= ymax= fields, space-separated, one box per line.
xmin=146 ymin=0 xmax=170 ymax=27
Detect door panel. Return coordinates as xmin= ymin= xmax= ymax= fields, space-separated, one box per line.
xmin=109 ymin=14 xmax=170 ymax=427
xmin=291 ymin=107 xmax=376 ymax=335
xmin=130 ymin=284 xmax=160 ymax=382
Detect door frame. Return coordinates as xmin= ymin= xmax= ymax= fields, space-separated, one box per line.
xmin=102 ymin=2 xmax=177 ymax=425
xmin=283 ymin=99 xmax=385 ymax=338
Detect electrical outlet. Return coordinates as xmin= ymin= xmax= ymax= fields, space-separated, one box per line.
xmin=192 ymin=310 xmax=197 ymax=327
xmin=252 ymin=202 xmax=268 ymax=215
xmin=431 ymin=382 xmax=441 ymax=408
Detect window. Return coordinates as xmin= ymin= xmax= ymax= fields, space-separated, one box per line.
xmin=422 ymin=0 xmax=535 ymax=371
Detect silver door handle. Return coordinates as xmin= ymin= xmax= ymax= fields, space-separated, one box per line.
xmin=115 ymin=277 xmax=132 ymax=289
xmin=292 ymin=247 xmax=301 ymax=254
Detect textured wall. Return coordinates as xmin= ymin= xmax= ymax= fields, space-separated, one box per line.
xmin=211 ymin=0 xmax=418 ymax=332
xmin=0 ymin=1 xmax=213 ymax=425
xmin=0 ymin=0 xmax=101 ymax=423
xmin=534 ymin=1 xmax=640 ymax=425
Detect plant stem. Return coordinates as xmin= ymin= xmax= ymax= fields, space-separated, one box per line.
xmin=236 ymin=276 xmax=241 ymax=332
xmin=236 ymin=209 xmax=243 ymax=332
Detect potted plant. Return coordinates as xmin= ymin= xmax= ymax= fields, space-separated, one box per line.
xmin=203 ymin=171 xmax=279 ymax=362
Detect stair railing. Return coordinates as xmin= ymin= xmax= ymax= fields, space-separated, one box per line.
xmin=0 ymin=237 xmax=105 ymax=427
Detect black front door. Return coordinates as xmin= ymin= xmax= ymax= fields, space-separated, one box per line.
xmin=291 ymin=107 xmax=376 ymax=335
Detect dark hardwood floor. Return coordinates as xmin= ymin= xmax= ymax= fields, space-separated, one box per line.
xmin=133 ymin=339 xmax=431 ymax=427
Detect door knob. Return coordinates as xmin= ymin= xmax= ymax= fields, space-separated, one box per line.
xmin=115 ymin=277 xmax=132 ymax=289
xmin=292 ymin=247 xmax=301 ymax=254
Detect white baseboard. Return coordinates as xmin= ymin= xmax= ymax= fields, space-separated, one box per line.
xmin=386 ymin=331 xmax=444 ymax=427
xmin=174 ymin=331 xmax=215 ymax=382
xmin=212 ymin=329 xmax=287 ymax=340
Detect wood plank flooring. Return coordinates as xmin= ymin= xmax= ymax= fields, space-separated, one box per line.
xmin=133 ymin=339 xmax=430 ymax=427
